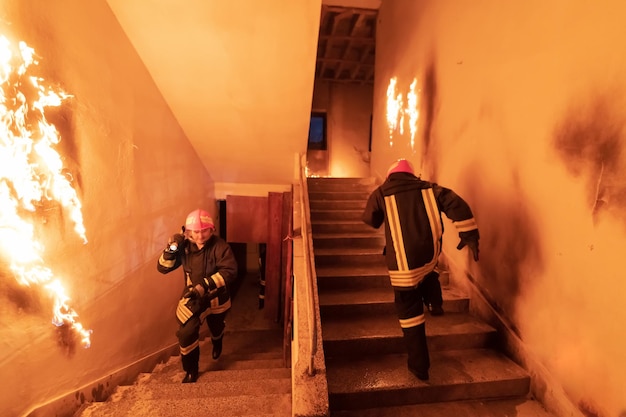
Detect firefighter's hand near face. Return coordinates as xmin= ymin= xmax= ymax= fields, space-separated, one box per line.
xmin=168 ymin=233 xmax=185 ymax=251
xmin=163 ymin=233 xmax=185 ymax=261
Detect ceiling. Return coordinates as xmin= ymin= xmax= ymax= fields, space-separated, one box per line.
xmin=315 ymin=5 xmax=378 ymax=85
xmin=107 ymin=1 xmax=380 ymax=187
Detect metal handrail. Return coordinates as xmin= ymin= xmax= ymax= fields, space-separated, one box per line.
xmin=298 ymin=153 xmax=317 ymax=376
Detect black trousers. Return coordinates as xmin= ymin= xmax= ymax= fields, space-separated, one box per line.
xmin=177 ymin=311 xmax=228 ymax=373
xmin=422 ymin=270 xmax=443 ymax=309
xmin=394 ymin=283 xmax=430 ymax=374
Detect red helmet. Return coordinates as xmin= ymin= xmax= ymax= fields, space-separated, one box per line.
xmin=387 ymin=159 xmax=414 ymax=177
xmin=185 ymin=209 xmax=214 ymax=231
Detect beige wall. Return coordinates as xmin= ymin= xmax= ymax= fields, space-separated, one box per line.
xmin=0 ymin=2 xmax=215 ymax=416
xmin=311 ymin=81 xmax=373 ymax=177
xmin=372 ymin=1 xmax=626 ymax=416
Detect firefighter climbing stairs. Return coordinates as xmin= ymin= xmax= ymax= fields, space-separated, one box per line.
xmin=309 ymin=176 xmax=556 ymax=416
xmin=73 ymin=309 xmax=290 ymax=416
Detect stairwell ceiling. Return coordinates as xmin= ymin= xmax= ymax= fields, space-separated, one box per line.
xmin=106 ymin=0 xmax=378 ymax=186
xmin=315 ymin=5 xmax=378 ymax=85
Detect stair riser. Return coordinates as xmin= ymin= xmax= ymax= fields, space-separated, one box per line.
xmin=308 ymin=178 xmax=376 ymax=191
xmin=314 ymin=254 xmax=385 ymax=267
xmin=310 ymin=200 xmax=366 ymax=210
xmin=311 ymin=210 xmax=366 ymax=221
xmin=317 ymin=275 xmax=390 ymax=290
xmin=309 ymin=191 xmax=372 ymax=201
xmin=313 ymin=236 xmax=385 ymax=249
xmin=316 ymin=272 xmax=450 ymax=288
xmin=312 ymin=223 xmax=375 ymax=234
xmin=319 ymin=298 xmax=470 ymax=316
xmin=323 ymin=332 xmax=498 ymax=357
xmin=329 ymin=378 xmax=531 ymax=410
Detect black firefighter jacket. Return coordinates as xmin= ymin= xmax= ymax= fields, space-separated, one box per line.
xmin=157 ymin=234 xmax=238 ymax=321
xmin=362 ymin=172 xmax=479 ymax=290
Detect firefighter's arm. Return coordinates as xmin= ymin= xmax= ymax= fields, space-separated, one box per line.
xmin=157 ymin=233 xmax=184 ymax=273
xmin=362 ymin=190 xmax=385 ymax=228
xmin=434 ymin=185 xmax=480 ymax=261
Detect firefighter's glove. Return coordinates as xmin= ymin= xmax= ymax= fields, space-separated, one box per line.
xmin=163 ymin=234 xmax=184 ymax=260
xmin=168 ymin=233 xmax=185 ymax=252
xmin=457 ymin=238 xmax=479 ymax=262
xmin=203 ymin=274 xmax=226 ymax=300
xmin=183 ymin=284 xmax=205 ymax=300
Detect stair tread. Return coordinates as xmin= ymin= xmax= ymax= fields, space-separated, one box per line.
xmin=319 ymin=285 xmax=467 ymax=306
xmin=326 ymin=348 xmax=529 ymax=394
xmin=315 ymin=247 xmax=385 ymax=256
xmin=148 ymin=357 xmax=288 ymax=384
xmin=311 ymin=219 xmax=371 ymax=224
xmin=331 ymin=397 xmax=555 ymax=417
xmin=321 ymin=311 xmax=495 ymax=342
xmin=132 ymin=375 xmax=291 ymax=397
xmin=316 ymin=264 xmax=389 ymax=277
xmin=76 ymin=391 xmax=292 ymax=417
xmin=313 ymin=232 xmax=383 ymax=238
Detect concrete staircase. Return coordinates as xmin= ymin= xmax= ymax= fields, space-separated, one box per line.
xmin=308 ymin=177 xmax=555 ymax=417
xmin=73 ymin=276 xmax=291 ymax=417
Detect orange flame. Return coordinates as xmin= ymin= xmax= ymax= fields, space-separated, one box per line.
xmin=0 ymin=35 xmax=91 ymax=348
xmin=386 ymin=76 xmax=420 ymax=151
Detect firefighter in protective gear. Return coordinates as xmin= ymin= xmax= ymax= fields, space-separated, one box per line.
xmin=362 ymin=159 xmax=479 ymax=381
xmin=157 ymin=209 xmax=238 ymax=383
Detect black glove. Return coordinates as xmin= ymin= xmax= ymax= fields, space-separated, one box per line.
xmin=183 ymin=285 xmax=204 ymax=299
xmin=457 ymin=239 xmax=479 ymax=261
xmin=167 ymin=233 xmax=185 ymax=252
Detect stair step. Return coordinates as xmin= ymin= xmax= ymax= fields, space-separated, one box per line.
xmin=322 ymin=311 xmax=497 ymax=356
xmin=309 ymin=191 xmax=372 ymax=201
xmin=310 ymin=209 xmax=366 ymax=221
xmin=317 ymin=270 xmax=390 ymax=290
xmin=133 ymin=373 xmax=291 ymax=397
xmin=310 ymin=199 xmax=366 ymax=210
xmin=313 ymin=232 xmax=384 ymax=249
xmin=76 ymin=391 xmax=292 ymax=417
xmin=307 ymin=177 xmax=376 ymax=191
xmin=314 ymin=248 xmax=385 ymax=267
xmin=331 ymin=397 xmax=555 ymax=417
xmin=326 ymin=349 xmax=530 ymax=411
xmin=316 ymin=267 xmax=450 ymax=288
xmin=315 ymin=264 xmax=388 ymax=277
xmin=311 ymin=220 xmax=375 ymax=234
xmin=319 ymin=285 xmax=470 ymax=315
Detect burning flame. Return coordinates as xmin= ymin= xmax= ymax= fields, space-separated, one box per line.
xmin=386 ymin=76 xmax=420 ymax=150
xmin=0 ymin=35 xmax=92 ymax=348
xmin=386 ymin=77 xmax=402 ymax=146
xmin=406 ymin=78 xmax=419 ymax=149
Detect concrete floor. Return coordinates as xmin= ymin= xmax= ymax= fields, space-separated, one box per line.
xmin=227 ymin=271 xmax=282 ymax=333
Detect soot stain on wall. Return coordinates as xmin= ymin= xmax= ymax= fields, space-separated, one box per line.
xmin=460 ymin=164 xmax=544 ymax=325
xmin=553 ymin=95 xmax=626 ymax=226
xmin=421 ymin=52 xmax=439 ymax=179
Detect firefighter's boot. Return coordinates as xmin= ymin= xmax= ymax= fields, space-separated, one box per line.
xmin=181 ymin=347 xmax=199 ymax=383
xmin=212 ymin=336 xmax=223 ymax=360
xmin=403 ymin=325 xmax=430 ymax=381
